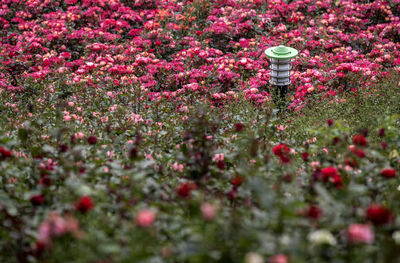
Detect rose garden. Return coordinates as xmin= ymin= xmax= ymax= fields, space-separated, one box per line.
xmin=1 ymin=0 xmax=400 ymax=262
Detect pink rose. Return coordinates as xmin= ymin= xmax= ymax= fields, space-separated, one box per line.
xmin=136 ymin=209 xmax=156 ymax=228
xmin=347 ymin=224 xmax=374 ymax=244
xmin=269 ymin=254 xmax=288 ymax=263
xmin=201 ymin=203 xmax=216 ymax=221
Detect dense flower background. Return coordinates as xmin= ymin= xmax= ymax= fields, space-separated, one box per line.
xmin=1 ymin=0 xmax=400 ymax=262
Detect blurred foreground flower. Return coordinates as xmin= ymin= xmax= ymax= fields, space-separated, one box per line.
xmin=308 ymin=229 xmax=337 ymax=246
xmin=272 ymin=144 xmax=291 ymax=163
xmin=245 ymin=252 xmax=264 ymax=263
xmin=201 ymin=202 xmax=216 ymax=221
xmin=393 ymin=231 xmax=400 ymax=245
xmin=347 ymin=224 xmax=374 ymax=244
xmin=381 ymin=168 xmax=396 ymax=178
xmin=136 ymin=209 xmax=156 ymax=227
xmin=366 ymin=204 xmax=395 ymax=225
xmin=0 ymin=146 xmax=12 ymax=160
xmin=37 ymin=212 xmax=83 ymax=247
xmin=269 ymin=254 xmax=288 ymax=263
xmin=74 ymin=196 xmax=95 ymax=213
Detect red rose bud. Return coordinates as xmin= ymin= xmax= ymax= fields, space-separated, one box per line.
xmin=331 ymin=174 xmax=343 ymax=188
xmin=227 ymin=188 xmax=237 ymax=200
xmin=301 ymin=152 xmax=309 ymax=161
xmin=133 ymin=135 xmax=142 ymax=145
xmin=366 ymin=204 xmax=394 ymax=225
xmin=231 ymin=176 xmax=244 ymax=186
xmin=216 ymin=160 xmax=225 ymax=170
xmin=59 ymin=144 xmax=68 ymax=153
xmin=381 ymin=168 xmax=396 ymax=178
xmin=352 ymin=134 xmax=367 ymax=146
xmin=307 ymin=205 xmax=323 ymax=220
xmin=332 ymin=136 xmax=340 ymax=145
xmin=378 ymin=128 xmax=385 ymax=137
xmin=355 ymin=149 xmax=365 ymax=158
xmin=129 ymin=147 xmax=138 ymax=159
xmin=30 ymin=194 xmax=45 ymax=206
xmin=39 ymin=176 xmax=51 ymax=187
xmin=360 ymin=128 xmax=368 ymax=137
xmin=234 ymin=123 xmax=244 ymax=132
xmin=282 ymin=174 xmax=292 ymax=183
xmin=326 ymin=119 xmax=334 ymax=126
xmin=87 ymin=135 xmax=98 ymax=145
xmin=381 ymin=142 xmax=387 ymax=149
xmin=74 ymin=196 xmax=94 ymax=213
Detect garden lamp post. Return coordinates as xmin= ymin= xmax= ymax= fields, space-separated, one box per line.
xmin=264 ymin=45 xmax=298 ymax=105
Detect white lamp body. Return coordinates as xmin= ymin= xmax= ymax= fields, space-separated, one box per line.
xmin=269 ymin=58 xmax=291 ymax=86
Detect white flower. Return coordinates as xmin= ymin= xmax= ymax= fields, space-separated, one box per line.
xmin=393 ymin=231 xmax=400 ymax=245
xmin=308 ymin=229 xmax=337 ymax=246
xmin=245 ymin=252 xmax=263 ymax=263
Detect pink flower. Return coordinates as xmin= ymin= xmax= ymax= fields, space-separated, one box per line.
xmin=212 ymin=153 xmax=225 ymax=162
xmin=269 ymin=254 xmax=288 ymax=263
xmin=201 ymin=203 xmax=216 ymax=221
xmin=63 ymin=115 xmax=71 ymax=121
xmin=136 ymin=209 xmax=156 ymax=227
xmin=347 ymin=224 xmax=374 ymax=244
xmin=277 ymin=125 xmax=287 ymax=131
xmin=172 ymin=162 xmax=184 ymax=172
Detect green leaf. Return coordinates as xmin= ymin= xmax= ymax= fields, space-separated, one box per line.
xmin=18 ymin=128 xmax=28 ymax=143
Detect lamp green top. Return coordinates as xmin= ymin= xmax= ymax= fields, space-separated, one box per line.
xmin=265 ymin=45 xmax=298 ymax=60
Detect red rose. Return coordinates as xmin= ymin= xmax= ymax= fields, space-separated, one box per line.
xmin=301 ymin=152 xmax=309 ymax=161
xmin=326 ymin=119 xmax=334 ymax=126
xmin=321 ymin=167 xmax=343 ymax=188
xmin=0 ymin=147 xmax=12 ymax=160
xmin=355 ymin=149 xmax=365 ymax=158
xmin=321 ymin=167 xmax=338 ymax=181
xmin=378 ymin=128 xmax=385 ymax=137
xmin=352 ymin=134 xmax=367 ymax=146
xmin=282 ymin=174 xmax=292 ymax=183
xmin=176 ymin=182 xmax=197 ymax=198
xmin=272 ymin=144 xmax=291 ymax=163
xmin=381 ymin=168 xmax=396 ymax=178
xmin=87 ymin=135 xmax=98 ymax=145
xmin=39 ymin=176 xmax=51 ymax=187
xmin=307 ymin=205 xmax=322 ymax=220
xmin=331 ymin=174 xmax=343 ymax=188
xmin=366 ymin=204 xmax=394 ymax=225
xmin=231 ymin=176 xmax=244 ymax=186
xmin=74 ymin=196 xmax=94 ymax=213
xmin=216 ymin=159 xmax=225 ymax=170
xmin=30 ymin=194 xmax=45 ymax=206
xmin=234 ymin=123 xmax=244 ymax=132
